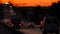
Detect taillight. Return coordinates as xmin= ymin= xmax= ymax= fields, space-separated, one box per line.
xmin=11 ymin=24 xmax=14 ymax=26
xmin=19 ymin=24 xmax=21 ymax=26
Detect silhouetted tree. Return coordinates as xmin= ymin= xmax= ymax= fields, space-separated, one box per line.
xmin=50 ymin=2 xmax=58 ymax=16
xmin=50 ymin=1 xmax=60 ymax=23
xmin=57 ymin=1 xmax=60 ymax=23
xmin=33 ymin=6 xmax=42 ymax=25
xmin=57 ymin=1 xmax=60 ymax=15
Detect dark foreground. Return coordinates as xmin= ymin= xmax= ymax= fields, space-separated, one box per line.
xmin=0 ymin=22 xmax=24 ymax=34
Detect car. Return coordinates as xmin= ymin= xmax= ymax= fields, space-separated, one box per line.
xmin=28 ymin=22 xmax=35 ymax=28
xmin=11 ymin=23 xmax=20 ymax=29
xmin=11 ymin=15 xmax=21 ymax=29
xmin=43 ymin=16 xmax=59 ymax=34
xmin=11 ymin=22 xmax=24 ymax=29
xmin=4 ymin=19 xmax=11 ymax=26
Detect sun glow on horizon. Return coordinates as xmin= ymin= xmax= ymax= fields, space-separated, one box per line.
xmin=0 ymin=0 xmax=59 ymax=7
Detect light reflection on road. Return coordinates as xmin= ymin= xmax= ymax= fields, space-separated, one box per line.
xmin=17 ymin=28 xmax=42 ymax=34
xmin=17 ymin=28 xmax=60 ymax=34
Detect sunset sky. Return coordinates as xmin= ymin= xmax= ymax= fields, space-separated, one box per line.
xmin=0 ymin=0 xmax=59 ymax=7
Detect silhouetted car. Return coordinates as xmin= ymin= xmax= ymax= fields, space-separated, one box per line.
xmin=28 ymin=22 xmax=35 ymax=28
xmin=43 ymin=16 xmax=59 ymax=34
xmin=11 ymin=15 xmax=21 ymax=29
xmin=0 ymin=22 xmax=24 ymax=34
xmin=11 ymin=24 xmax=20 ymax=29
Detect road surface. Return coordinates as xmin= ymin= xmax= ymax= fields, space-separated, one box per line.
xmin=0 ymin=21 xmax=60 ymax=34
xmin=17 ymin=28 xmax=60 ymax=34
xmin=17 ymin=28 xmax=42 ymax=34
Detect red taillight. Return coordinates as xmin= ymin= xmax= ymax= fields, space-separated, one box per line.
xmin=19 ymin=24 xmax=21 ymax=26
xmin=11 ymin=24 xmax=14 ymax=26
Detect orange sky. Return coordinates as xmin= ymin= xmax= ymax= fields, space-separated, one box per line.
xmin=0 ymin=0 xmax=59 ymax=7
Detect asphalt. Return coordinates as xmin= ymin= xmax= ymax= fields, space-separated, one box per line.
xmin=0 ymin=22 xmax=59 ymax=34
xmin=0 ymin=22 xmax=24 ymax=34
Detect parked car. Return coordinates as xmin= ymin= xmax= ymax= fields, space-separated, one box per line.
xmin=11 ymin=15 xmax=21 ymax=29
xmin=28 ymin=22 xmax=35 ymax=28
xmin=3 ymin=19 xmax=11 ymax=27
xmin=43 ymin=16 xmax=59 ymax=34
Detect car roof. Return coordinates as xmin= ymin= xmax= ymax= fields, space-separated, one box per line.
xmin=45 ymin=16 xmax=59 ymax=24
xmin=46 ymin=16 xmax=58 ymax=19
